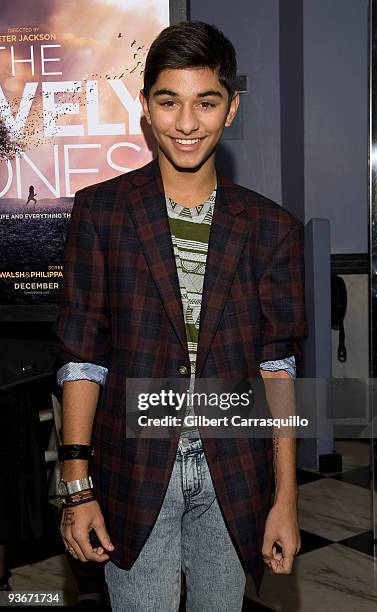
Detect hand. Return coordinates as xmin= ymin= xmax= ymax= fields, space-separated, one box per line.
xmin=261 ymin=499 xmax=301 ymax=574
xmin=60 ymin=499 xmax=115 ymax=562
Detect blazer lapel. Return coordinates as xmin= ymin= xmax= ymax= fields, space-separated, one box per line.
xmin=195 ymin=175 xmax=250 ymax=377
xmin=127 ymin=160 xmax=250 ymax=375
xmin=127 ymin=159 xmax=189 ymax=358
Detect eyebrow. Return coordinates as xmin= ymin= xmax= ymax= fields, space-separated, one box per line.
xmin=197 ymin=90 xmax=224 ymax=98
xmin=153 ymin=88 xmax=224 ymax=99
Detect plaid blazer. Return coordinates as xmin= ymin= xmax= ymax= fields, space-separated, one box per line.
xmin=55 ymin=158 xmax=306 ymax=594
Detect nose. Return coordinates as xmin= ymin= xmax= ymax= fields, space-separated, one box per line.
xmin=175 ymin=104 xmax=199 ymax=135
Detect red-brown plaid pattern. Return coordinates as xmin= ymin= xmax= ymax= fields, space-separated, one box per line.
xmin=54 ymin=158 xmax=307 ymax=594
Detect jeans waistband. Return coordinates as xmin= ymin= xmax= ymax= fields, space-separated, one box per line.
xmin=176 ymin=431 xmax=203 ymax=456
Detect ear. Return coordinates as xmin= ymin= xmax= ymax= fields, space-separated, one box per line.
xmin=139 ymin=90 xmax=151 ymax=125
xmin=225 ymin=91 xmax=240 ymax=128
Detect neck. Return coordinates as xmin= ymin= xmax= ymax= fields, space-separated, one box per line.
xmin=158 ymin=150 xmax=217 ymax=207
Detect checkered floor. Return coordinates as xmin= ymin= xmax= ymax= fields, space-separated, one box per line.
xmin=243 ymin=441 xmax=377 ymax=611
xmin=6 ymin=441 xmax=377 ymax=611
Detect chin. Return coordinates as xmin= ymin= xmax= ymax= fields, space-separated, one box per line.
xmin=173 ymin=160 xmax=208 ymax=173
xmin=173 ymin=157 xmax=204 ymax=170
xmin=161 ymin=147 xmax=214 ymax=173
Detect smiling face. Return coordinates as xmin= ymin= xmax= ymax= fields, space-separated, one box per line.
xmin=140 ymin=67 xmax=239 ymax=173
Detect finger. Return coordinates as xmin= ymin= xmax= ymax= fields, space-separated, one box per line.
xmin=262 ymin=537 xmax=274 ymax=561
xmin=283 ymin=552 xmax=295 ymax=571
xmin=77 ymin=525 xmax=111 ymax=562
xmin=72 ymin=529 xmax=109 ymax=563
xmin=270 ymin=554 xmax=285 ymax=573
xmin=65 ymin=538 xmax=83 ymax=562
xmin=270 ymin=560 xmax=282 ymax=573
xmin=273 ymin=552 xmax=295 ymax=574
xmin=271 ymin=545 xmax=282 ymax=561
xmin=69 ymin=532 xmax=90 ymax=563
xmin=66 ymin=548 xmax=79 ymax=560
xmin=262 ymin=550 xmax=273 ymax=564
xmin=61 ymin=534 xmax=78 ymax=559
xmin=62 ymin=537 xmax=79 ymax=561
xmin=71 ymin=539 xmax=88 ymax=562
xmin=66 ymin=549 xmax=79 ymax=560
xmin=92 ymin=521 xmax=115 ymax=551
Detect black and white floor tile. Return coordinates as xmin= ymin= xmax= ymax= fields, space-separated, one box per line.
xmin=5 ymin=441 xmax=377 ymax=611
xmin=245 ymin=441 xmax=377 ymax=611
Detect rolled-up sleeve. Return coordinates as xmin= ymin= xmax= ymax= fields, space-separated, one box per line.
xmin=57 ymin=362 xmax=108 ymax=387
xmin=54 ymin=189 xmax=110 ymax=370
xmin=259 ymin=221 xmax=307 ymax=363
xmin=259 ymin=356 xmax=296 ymax=379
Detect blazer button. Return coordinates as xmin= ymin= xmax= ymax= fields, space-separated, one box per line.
xmin=179 ymin=365 xmax=189 ymax=376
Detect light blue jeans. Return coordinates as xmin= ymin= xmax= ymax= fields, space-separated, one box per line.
xmin=104 ymin=432 xmax=246 ymax=611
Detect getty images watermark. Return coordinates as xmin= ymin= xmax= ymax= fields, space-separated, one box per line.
xmin=137 ymin=388 xmax=308 ymax=429
xmin=125 ymin=379 xmax=314 ymax=438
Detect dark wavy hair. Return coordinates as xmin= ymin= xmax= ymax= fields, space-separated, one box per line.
xmin=143 ymin=21 xmax=237 ymax=99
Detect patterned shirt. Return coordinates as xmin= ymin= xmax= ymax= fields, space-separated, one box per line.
xmin=166 ymin=191 xmax=215 ymax=375
xmin=166 ymin=190 xmax=216 ymax=435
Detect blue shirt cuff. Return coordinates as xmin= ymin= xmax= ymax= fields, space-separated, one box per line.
xmin=57 ymin=358 xmax=295 ymax=386
xmin=57 ymin=362 xmax=108 ymax=387
xmin=259 ymin=356 xmax=296 ymax=379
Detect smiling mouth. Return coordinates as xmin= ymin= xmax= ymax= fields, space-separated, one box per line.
xmin=174 ymin=138 xmax=203 ymax=145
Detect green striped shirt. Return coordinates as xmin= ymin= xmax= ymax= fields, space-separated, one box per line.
xmin=166 ymin=189 xmax=216 ymax=435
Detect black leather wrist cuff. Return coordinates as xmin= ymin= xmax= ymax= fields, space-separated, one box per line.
xmin=58 ymin=444 xmax=94 ymax=461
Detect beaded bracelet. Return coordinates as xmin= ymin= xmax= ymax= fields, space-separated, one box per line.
xmin=61 ymin=487 xmax=94 ymax=503
xmin=63 ymin=495 xmax=96 ymax=509
xmin=62 ymin=490 xmax=96 ymax=508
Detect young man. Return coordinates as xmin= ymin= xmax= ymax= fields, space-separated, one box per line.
xmin=55 ymin=21 xmax=306 ymax=612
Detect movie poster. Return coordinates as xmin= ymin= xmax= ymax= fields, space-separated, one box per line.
xmin=0 ymin=0 xmax=169 ymax=306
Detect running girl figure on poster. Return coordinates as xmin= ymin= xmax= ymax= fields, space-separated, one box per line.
xmin=26 ymin=186 xmax=37 ymax=207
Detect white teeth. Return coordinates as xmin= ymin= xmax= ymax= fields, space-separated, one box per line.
xmin=175 ymin=138 xmax=201 ymax=145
